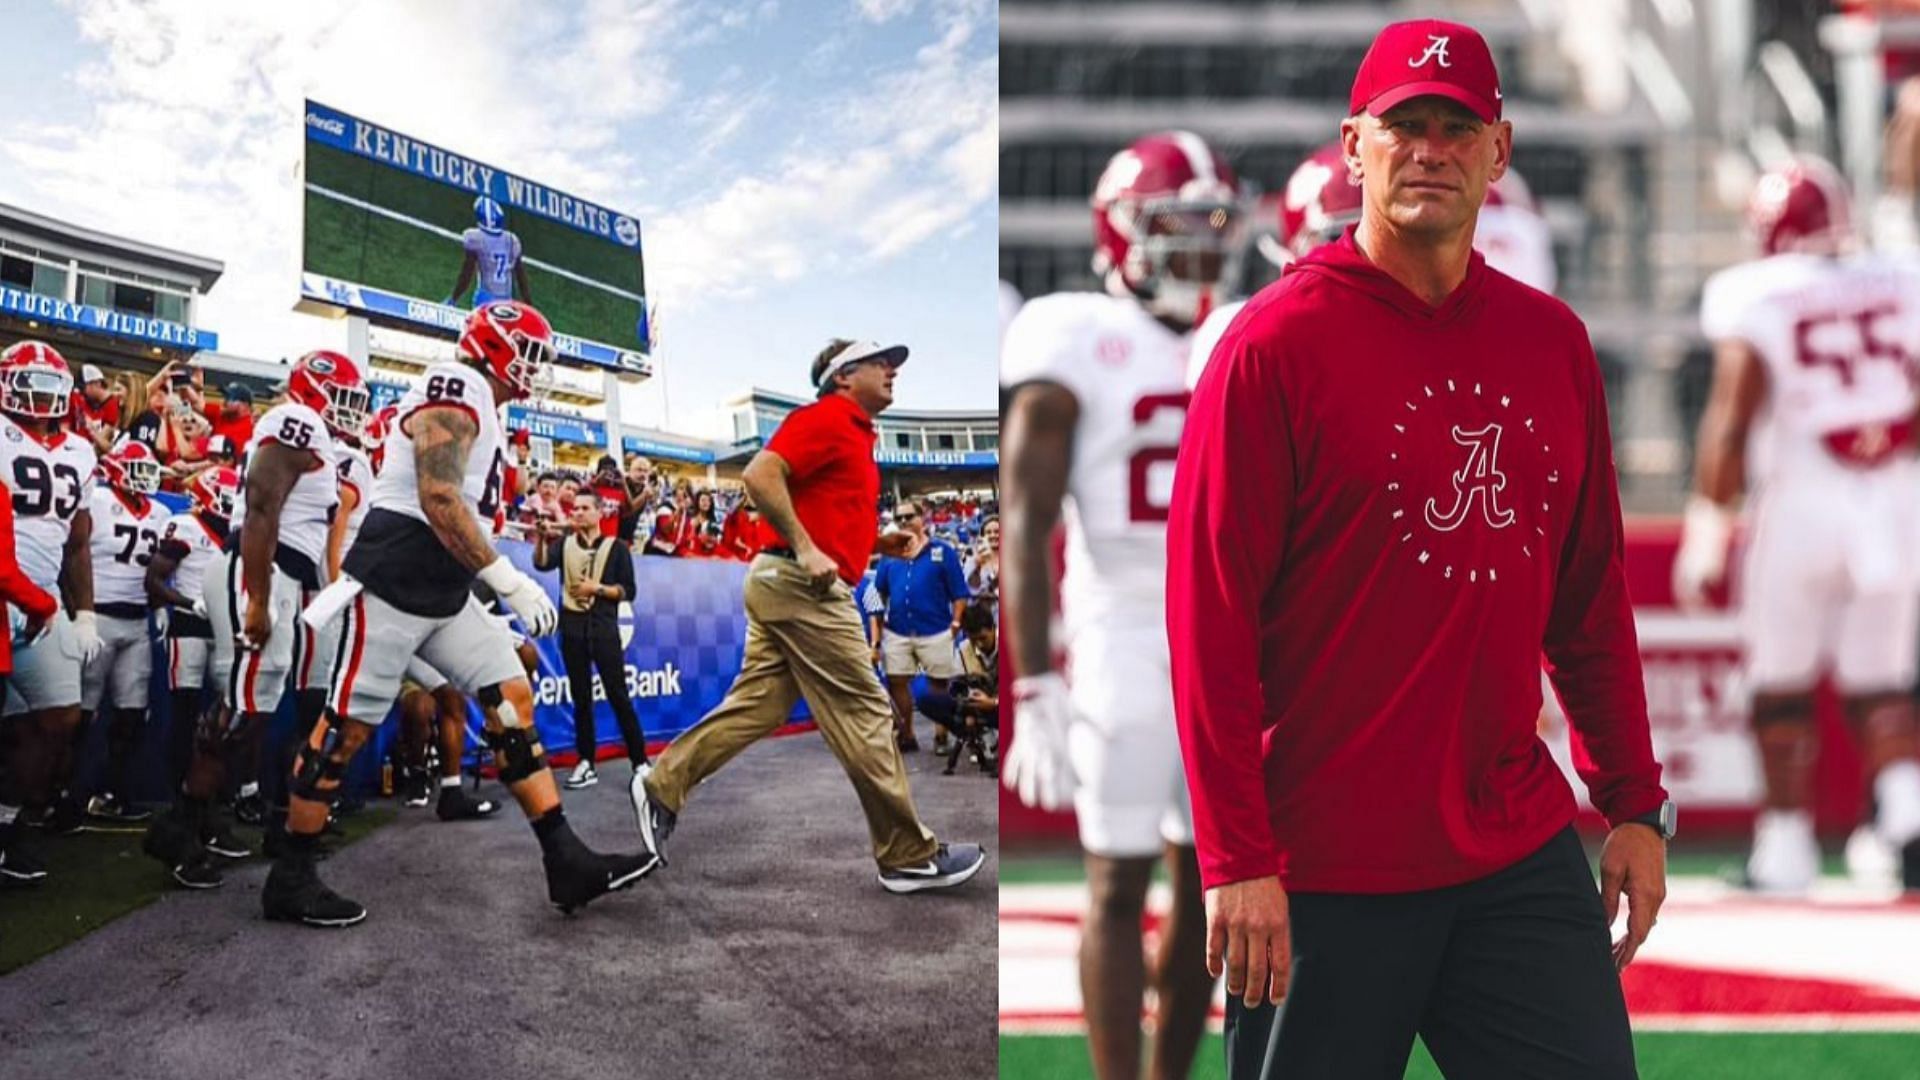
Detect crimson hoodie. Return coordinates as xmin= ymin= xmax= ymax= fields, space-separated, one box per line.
xmin=1167 ymin=227 xmax=1666 ymax=894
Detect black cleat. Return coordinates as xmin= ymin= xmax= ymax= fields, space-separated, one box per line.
xmin=171 ymin=853 xmax=224 ymax=890
xmin=262 ymin=857 xmax=367 ymax=927
xmin=142 ymin=809 xmax=203 ymax=870
xmin=0 ymin=825 xmax=47 ymax=884
xmin=435 ymin=785 xmax=500 ymax=822
xmin=231 ymin=792 xmax=266 ymax=826
xmin=201 ymin=819 xmax=250 ymax=860
xmin=628 ymin=765 xmax=676 ymax=866
xmin=35 ymin=797 xmax=87 ymax=836
xmin=401 ymin=770 xmax=432 ymax=809
xmin=544 ymin=833 xmax=657 ymax=915
xmin=86 ymin=793 xmax=153 ymax=825
xmin=878 ymin=842 xmax=986 ymax=895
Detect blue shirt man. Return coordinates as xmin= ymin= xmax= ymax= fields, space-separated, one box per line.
xmin=873 ymin=500 xmax=972 ymax=752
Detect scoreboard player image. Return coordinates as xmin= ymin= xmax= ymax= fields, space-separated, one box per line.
xmin=445 ymin=196 xmax=531 ymax=308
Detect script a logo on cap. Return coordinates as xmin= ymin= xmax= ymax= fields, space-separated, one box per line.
xmin=1409 ymin=34 xmax=1452 ymax=69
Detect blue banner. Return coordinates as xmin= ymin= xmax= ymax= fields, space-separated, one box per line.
xmin=874 ymin=448 xmax=997 ymax=469
xmin=506 ymin=405 xmax=607 ymax=448
xmin=304 ymin=101 xmax=642 ymax=251
xmin=299 ymin=272 xmax=652 ymax=377
xmin=621 ymin=434 xmax=717 ymax=464
xmin=0 ymin=285 xmax=215 ymax=352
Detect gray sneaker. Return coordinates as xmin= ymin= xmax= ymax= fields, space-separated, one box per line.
xmin=878 ymin=842 xmax=985 ymax=894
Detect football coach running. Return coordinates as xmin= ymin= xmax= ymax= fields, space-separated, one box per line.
xmin=1167 ymin=20 xmax=1671 ymax=1079
xmin=630 ymin=339 xmax=985 ymax=894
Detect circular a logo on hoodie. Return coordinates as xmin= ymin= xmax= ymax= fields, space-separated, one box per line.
xmin=1383 ymin=377 xmax=1555 ymax=583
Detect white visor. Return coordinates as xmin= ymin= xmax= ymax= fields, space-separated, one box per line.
xmin=816 ymin=340 xmax=908 ymax=392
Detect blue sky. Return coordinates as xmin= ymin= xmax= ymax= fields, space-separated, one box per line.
xmin=0 ymin=0 xmax=998 ymax=435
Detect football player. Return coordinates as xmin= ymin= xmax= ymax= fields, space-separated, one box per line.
xmin=1679 ymin=156 xmax=1920 ymax=892
xmin=1000 ymin=131 xmax=1241 ymax=1080
xmin=142 ymin=350 xmax=369 ymax=889
xmin=392 ymin=659 xmax=501 ymax=821
xmin=145 ymin=466 xmax=237 ymax=791
xmin=283 ymin=300 xmax=648 ymax=927
xmin=447 ymin=195 xmax=530 ymax=308
xmin=76 ymin=437 xmax=167 ymax=823
xmin=0 ymin=341 xmax=102 ymax=878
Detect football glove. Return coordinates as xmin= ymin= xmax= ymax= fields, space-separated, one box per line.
xmin=70 ymin=609 xmax=103 ymax=664
xmin=478 ymin=556 xmax=558 ymax=638
xmin=1673 ymin=496 xmax=1734 ymax=610
xmin=1003 ymin=672 xmax=1077 ymax=813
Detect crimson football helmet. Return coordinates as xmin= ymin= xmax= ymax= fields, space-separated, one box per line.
xmin=1091 ymin=131 xmax=1246 ymax=327
xmin=189 ymin=465 xmax=240 ymax=520
xmin=1748 ymin=157 xmax=1853 ymax=256
xmin=363 ymin=403 xmax=397 ymax=473
xmin=459 ymin=301 xmax=555 ymax=401
xmin=1277 ymin=142 xmax=1364 ymax=263
xmin=285 ymin=350 xmax=370 ymax=441
xmin=100 ymin=437 xmax=160 ymax=496
xmin=0 ymin=341 xmax=73 ymax=420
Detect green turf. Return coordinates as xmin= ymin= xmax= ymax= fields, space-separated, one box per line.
xmin=998 ymin=1032 xmax=1920 ymax=1079
xmin=0 ymin=808 xmax=395 ymax=975
xmin=303 ymin=141 xmax=643 ymax=349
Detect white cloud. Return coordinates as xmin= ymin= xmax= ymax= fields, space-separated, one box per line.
xmin=853 ymin=0 xmax=916 ymax=23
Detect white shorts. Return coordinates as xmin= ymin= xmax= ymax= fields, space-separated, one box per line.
xmin=881 ymin=628 xmax=963 ymax=680
xmin=296 ymin=587 xmax=339 ymax=695
xmin=327 ymin=586 xmax=524 ymax=725
xmin=205 ymin=550 xmax=305 ymax=716
xmin=4 ymin=604 xmax=84 ymax=716
xmin=1064 ymin=620 xmax=1193 ymax=858
xmin=80 ymin=612 xmax=153 ymax=712
xmin=401 ymin=656 xmax=451 ymax=694
xmin=1741 ymin=470 xmax=1920 ymax=694
xmin=164 ymin=636 xmax=218 ymax=692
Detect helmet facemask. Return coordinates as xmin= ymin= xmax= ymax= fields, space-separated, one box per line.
xmin=321 ymin=382 xmax=371 ymax=443
xmin=3 ymin=366 xmax=73 ymax=420
xmin=1111 ymin=195 xmax=1246 ymax=328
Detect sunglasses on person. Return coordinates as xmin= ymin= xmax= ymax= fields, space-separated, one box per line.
xmin=896 ymin=510 xmax=920 ymax=521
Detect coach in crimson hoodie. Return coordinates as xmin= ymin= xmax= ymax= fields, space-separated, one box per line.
xmin=1168 ymin=20 xmax=1669 ymax=1080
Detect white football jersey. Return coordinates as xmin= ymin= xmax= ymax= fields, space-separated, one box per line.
xmin=1001 ymin=293 xmax=1191 ymax=628
xmin=1474 ymin=205 xmax=1558 ymax=294
xmin=462 ymin=228 xmax=523 ymax=299
xmin=87 ymin=487 xmax=167 ymax=607
xmin=371 ymin=362 xmax=507 ymax=529
xmin=156 ymin=511 xmax=225 ymax=611
xmin=0 ymin=415 xmax=97 ymax=589
xmin=334 ymin=445 xmax=374 ymax=545
xmin=1187 ymin=300 xmax=1247 ymax=391
xmin=1700 ymin=251 xmax=1920 ymax=486
xmin=232 ymin=401 xmax=340 ymax=574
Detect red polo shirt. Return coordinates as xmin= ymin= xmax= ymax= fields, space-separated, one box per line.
xmin=764 ymin=392 xmax=880 ymax=584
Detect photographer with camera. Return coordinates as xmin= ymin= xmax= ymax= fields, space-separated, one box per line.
xmin=913 ymin=601 xmax=997 ymax=776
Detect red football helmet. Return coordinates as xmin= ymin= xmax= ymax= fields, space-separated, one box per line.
xmin=459 ymin=301 xmax=555 ymax=401
xmin=0 ymin=341 xmax=73 ymax=420
xmin=1748 ymin=157 xmax=1853 ymax=256
xmin=363 ymin=403 xmax=397 ymax=473
xmin=1091 ymin=131 xmax=1246 ymax=327
xmin=189 ymin=465 xmax=240 ymax=520
xmin=1278 ymin=143 xmax=1364 ymax=262
xmin=100 ymin=437 xmax=160 ymax=495
xmin=285 ymin=350 xmax=370 ymax=441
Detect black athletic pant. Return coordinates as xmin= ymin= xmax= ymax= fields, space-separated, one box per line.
xmin=1225 ymin=826 xmax=1636 ymax=1080
xmin=559 ymin=622 xmax=647 ymax=766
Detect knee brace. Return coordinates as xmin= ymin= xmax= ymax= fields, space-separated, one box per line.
xmin=485 ymin=726 xmax=547 ymax=785
xmin=290 ymin=710 xmax=352 ymax=803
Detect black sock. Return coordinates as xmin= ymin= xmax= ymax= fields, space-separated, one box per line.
xmin=531 ymin=807 xmax=569 ymax=851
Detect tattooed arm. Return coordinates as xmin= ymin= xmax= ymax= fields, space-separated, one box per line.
xmin=410 ymin=405 xmax=499 ymax=572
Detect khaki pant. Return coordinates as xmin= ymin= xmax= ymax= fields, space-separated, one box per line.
xmin=647 ymin=553 xmax=939 ymax=869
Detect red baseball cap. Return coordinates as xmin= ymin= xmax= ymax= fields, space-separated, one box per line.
xmin=1349 ymin=19 xmax=1502 ymax=124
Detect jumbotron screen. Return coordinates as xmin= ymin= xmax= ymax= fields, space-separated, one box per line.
xmin=298 ymin=100 xmax=649 ymax=376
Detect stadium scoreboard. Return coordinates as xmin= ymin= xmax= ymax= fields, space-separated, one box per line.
xmin=298 ymin=100 xmax=651 ymax=379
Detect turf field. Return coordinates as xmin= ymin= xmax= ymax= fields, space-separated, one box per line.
xmin=999 ymin=848 xmax=1920 ymax=1079
xmin=303 ymin=140 xmax=644 ymax=347
xmin=0 ymin=808 xmax=394 ymax=974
